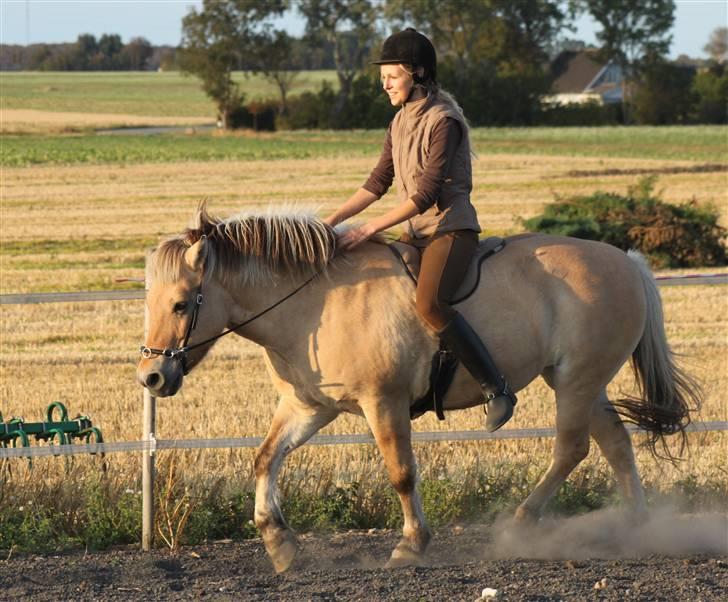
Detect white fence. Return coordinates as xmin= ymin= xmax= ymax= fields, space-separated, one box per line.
xmin=2 ymin=421 xmax=727 ymax=460
xmin=2 ymin=273 xmax=727 ymax=306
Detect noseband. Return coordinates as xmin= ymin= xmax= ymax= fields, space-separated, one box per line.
xmin=139 ymin=271 xmax=319 ymax=375
xmin=140 ymin=286 xmax=203 ymax=375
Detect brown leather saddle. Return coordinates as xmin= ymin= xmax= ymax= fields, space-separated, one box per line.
xmin=388 ymin=236 xmax=506 ymax=304
xmin=386 ymin=236 xmax=507 ymax=420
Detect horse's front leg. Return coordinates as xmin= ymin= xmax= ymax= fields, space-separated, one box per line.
xmin=254 ymin=396 xmax=337 ymax=573
xmin=361 ymin=397 xmax=431 ymax=568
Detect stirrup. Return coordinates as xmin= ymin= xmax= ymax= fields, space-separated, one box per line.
xmin=484 ymin=380 xmax=516 ymax=405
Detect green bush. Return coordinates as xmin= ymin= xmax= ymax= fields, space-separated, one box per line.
xmin=278 ymin=83 xmax=337 ymax=130
xmin=278 ymin=74 xmax=392 ymax=130
xmin=522 ymin=176 xmax=727 ymax=268
xmin=228 ymin=98 xmax=278 ymax=131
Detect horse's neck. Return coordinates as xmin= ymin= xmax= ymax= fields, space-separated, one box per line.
xmin=228 ymin=243 xmax=423 ymax=355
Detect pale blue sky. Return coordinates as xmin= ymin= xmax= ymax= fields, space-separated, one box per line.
xmin=1 ymin=0 xmax=726 ymax=59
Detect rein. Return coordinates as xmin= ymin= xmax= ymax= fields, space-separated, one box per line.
xmin=139 ymin=270 xmax=320 ymax=374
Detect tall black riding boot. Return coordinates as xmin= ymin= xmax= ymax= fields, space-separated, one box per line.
xmin=438 ymin=313 xmax=517 ymax=432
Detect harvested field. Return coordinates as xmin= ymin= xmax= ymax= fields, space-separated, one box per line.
xmin=0 ymin=109 xmax=214 ymax=135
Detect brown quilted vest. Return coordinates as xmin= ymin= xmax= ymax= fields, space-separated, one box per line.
xmin=391 ymin=94 xmax=481 ymax=238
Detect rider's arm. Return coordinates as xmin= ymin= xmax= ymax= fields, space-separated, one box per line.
xmin=323 ymin=187 xmax=380 ymax=228
xmin=336 ymin=198 xmax=420 ymax=250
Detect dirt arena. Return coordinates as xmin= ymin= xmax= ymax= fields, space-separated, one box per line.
xmin=2 ymin=511 xmax=726 ymax=601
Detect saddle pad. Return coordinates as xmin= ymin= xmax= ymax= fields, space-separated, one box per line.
xmin=389 ymin=236 xmax=505 ymax=304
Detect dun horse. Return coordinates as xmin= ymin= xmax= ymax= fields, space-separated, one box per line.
xmin=137 ymin=206 xmax=700 ymax=572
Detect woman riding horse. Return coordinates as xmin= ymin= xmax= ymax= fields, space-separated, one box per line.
xmin=324 ymin=28 xmax=516 ymax=432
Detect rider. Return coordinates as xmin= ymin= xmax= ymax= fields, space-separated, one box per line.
xmin=324 ymin=28 xmax=516 ymax=432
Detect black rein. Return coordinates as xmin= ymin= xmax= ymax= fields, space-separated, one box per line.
xmin=139 ymin=270 xmax=320 ymax=374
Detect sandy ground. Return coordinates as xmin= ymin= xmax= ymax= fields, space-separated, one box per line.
xmin=2 ymin=513 xmax=726 ymax=601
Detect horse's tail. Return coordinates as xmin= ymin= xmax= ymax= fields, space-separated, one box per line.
xmin=614 ymin=251 xmax=703 ymax=461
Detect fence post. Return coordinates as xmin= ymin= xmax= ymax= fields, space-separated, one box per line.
xmin=142 ymin=252 xmax=156 ymax=551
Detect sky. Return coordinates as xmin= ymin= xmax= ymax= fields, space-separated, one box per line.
xmin=0 ymin=0 xmax=726 ymax=59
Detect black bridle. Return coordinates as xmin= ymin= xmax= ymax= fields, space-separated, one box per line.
xmin=139 ymin=270 xmax=319 ymax=375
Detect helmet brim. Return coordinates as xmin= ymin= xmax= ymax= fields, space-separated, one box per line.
xmin=371 ymin=59 xmax=408 ymax=65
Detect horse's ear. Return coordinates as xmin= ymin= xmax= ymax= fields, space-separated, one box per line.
xmin=184 ymin=236 xmax=207 ymax=273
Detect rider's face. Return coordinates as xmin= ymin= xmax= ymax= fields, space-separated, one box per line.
xmin=380 ymin=64 xmax=414 ymax=107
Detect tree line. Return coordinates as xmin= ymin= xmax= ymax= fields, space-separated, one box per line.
xmin=0 ymin=34 xmax=337 ymax=72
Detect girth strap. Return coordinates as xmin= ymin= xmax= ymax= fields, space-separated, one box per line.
xmin=410 ymin=345 xmax=459 ymax=421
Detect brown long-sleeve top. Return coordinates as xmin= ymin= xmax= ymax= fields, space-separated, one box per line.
xmin=362 ymin=117 xmax=463 ymax=213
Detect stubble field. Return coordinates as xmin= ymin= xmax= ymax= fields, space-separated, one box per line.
xmin=0 ymin=74 xmax=726 ymax=562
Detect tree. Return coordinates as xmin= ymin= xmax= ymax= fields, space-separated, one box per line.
xmin=179 ymin=0 xmax=287 ymax=129
xmin=73 ymin=33 xmax=99 ymax=69
xmin=120 ymin=37 xmax=154 ymax=71
xmin=691 ymin=64 xmax=728 ymax=124
xmin=297 ymin=0 xmax=379 ymax=126
xmin=582 ymin=0 xmax=675 ymax=122
xmin=632 ymin=55 xmax=695 ymax=124
xmin=251 ymin=29 xmax=299 ymax=115
xmin=98 ymin=34 xmax=123 ymax=60
xmin=704 ymin=27 xmax=727 ymax=65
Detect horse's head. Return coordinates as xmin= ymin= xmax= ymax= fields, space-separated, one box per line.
xmin=137 ymin=237 xmax=229 ymax=397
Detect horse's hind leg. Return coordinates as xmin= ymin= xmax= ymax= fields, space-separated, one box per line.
xmin=254 ymin=396 xmax=338 ymax=573
xmin=514 ymin=385 xmax=594 ymax=524
xmin=360 ymin=397 xmax=431 ymax=568
xmin=590 ymin=390 xmax=647 ymax=518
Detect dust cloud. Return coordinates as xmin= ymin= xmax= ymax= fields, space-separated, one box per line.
xmin=489 ymin=506 xmax=728 ymax=560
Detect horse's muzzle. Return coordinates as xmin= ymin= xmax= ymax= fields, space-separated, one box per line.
xmin=137 ymin=359 xmax=184 ymax=397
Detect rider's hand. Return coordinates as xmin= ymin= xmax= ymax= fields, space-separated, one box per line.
xmin=337 ymin=223 xmax=377 ymax=251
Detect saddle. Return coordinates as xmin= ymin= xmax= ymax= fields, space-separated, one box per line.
xmin=386 ymin=236 xmax=506 ymax=421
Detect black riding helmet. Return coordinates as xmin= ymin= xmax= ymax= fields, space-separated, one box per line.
xmin=372 ymin=27 xmax=437 ymax=84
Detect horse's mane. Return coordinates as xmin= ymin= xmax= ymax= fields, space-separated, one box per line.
xmin=153 ymin=203 xmax=337 ymax=287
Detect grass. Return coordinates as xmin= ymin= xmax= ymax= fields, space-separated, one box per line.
xmin=2 ymin=126 xmax=726 ymax=167
xmin=0 ymin=70 xmax=338 ymax=117
xmin=0 ymin=131 xmax=384 ymax=167
xmin=3 ymin=457 xmax=724 ymax=553
xmin=470 ymin=126 xmax=728 ymax=162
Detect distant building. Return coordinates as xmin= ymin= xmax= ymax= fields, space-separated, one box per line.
xmin=543 ymin=49 xmax=625 ymax=106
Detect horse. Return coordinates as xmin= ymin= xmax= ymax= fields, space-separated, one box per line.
xmin=137 ymin=205 xmax=701 ymax=573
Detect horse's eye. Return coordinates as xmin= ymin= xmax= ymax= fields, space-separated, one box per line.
xmin=174 ymin=301 xmax=188 ymax=314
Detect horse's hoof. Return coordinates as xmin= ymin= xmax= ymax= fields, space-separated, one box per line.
xmin=384 ymin=543 xmax=424 ymax=569
xmin=513 ymin=506 xmax=540 ymax=528
xmin=266 ymin=531 xmax=299 ymax=573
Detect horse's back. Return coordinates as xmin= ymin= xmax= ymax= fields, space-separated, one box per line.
xmin=490 ymin=233 xmax=644 ymax=305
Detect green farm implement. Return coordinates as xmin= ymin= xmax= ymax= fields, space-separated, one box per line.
xmin=1 ymin=401 xmax=103 ymax=453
